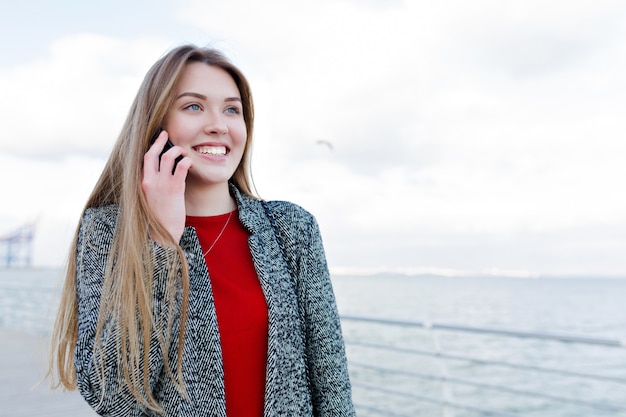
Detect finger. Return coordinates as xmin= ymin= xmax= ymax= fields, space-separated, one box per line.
xmin=144 ymin=130 xmax=170 ymax=173
xmin=147 ymin=130 xmax=170 ymax=155
xmin=173 ymin=156 xmax=193 ymax=179
xmin=159 ymin=146 xmax=187 ymax=175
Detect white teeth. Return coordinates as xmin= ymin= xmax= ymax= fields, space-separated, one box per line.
xmin=196 ymin=145 xmax=227 ymax=156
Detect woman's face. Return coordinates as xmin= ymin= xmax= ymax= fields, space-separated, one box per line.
xmin=163 ymin=62 xmax=247 ymax=189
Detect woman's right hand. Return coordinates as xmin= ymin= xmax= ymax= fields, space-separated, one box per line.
xmin=142 ymin=130 xmax=193 ymax=245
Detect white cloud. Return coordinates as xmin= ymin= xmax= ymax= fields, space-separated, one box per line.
xmin=0 ymin=34 xmax=171 ymax=157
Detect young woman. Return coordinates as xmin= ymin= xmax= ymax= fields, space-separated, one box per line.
xmin=49 ymin=44 xmax=355 ymax=417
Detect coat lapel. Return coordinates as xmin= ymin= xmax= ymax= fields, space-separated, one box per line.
xmin=231 ymin=186 xmax=309 ymax=414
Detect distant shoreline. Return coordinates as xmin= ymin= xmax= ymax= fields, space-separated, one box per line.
xmin=2 ymin=266 xmax=625 ymax=280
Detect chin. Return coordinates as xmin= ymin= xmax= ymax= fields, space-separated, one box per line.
xmin=189 ymin=171 xmax=234 ymax=186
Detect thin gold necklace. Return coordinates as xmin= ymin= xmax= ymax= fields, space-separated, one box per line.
xmin=203 ymin=211 xmax=233 ymax=256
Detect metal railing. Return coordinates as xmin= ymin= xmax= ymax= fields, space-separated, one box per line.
xmin=341 ymin=315 xmax=626 ymax=417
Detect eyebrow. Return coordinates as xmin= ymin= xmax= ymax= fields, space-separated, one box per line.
xmin=175 ymin=92 xmax=242 ymax=103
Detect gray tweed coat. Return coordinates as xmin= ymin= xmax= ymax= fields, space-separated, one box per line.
xmin=74 ymin=185 xmax=355 ymax=416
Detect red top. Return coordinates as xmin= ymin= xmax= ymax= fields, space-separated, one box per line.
xmin=186 ymin=211 xmax=268 ymax=417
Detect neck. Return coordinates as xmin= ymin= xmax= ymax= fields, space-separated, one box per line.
xmin=185 ymin=181 xmax=236 ymax=216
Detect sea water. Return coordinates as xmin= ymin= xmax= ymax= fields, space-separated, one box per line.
xmin=0 ymin=268 xmax=62 ymax=334
xmin=332 ymin=274 xmax=626 ymax=417
xmin=1 ymin=269 xmax=625 ymax=416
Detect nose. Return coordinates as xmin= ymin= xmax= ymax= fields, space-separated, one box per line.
xmin=203 ymin=111 xmax=228 ymax=135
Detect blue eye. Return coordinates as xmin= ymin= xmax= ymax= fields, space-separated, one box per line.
xmin=185 ymin=103 xmax=202 ymax=111
xmin=225 ymin=106 xmax=241 ymax=115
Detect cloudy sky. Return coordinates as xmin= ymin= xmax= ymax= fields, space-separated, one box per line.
xmin=1 ymin=0 xmax=625 ymax=276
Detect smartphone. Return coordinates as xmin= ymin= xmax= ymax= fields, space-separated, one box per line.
xmin=150 ymin=129 xmax=183 ymax=174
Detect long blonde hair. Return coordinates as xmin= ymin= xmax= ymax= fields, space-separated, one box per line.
xmin=48 ymin=44 xmax=256 ymax=412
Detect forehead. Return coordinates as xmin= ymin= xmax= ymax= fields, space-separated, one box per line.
xmin=176 ymin=62 xmax=240 ymax=97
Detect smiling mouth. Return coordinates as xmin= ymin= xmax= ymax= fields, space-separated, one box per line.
xmin=194 ymin=145 xmax=228 ymax=156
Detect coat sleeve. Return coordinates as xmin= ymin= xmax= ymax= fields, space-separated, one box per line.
xmin=74 ymin=206 xmax=180 ymax=416
xmin=297 ymin=214 xmax=356 ymax=417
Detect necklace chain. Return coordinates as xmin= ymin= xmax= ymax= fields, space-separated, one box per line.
xmin=203 ymin=211 xmax=233 ymax=257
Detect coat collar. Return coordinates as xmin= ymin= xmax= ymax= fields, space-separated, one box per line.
xmin=180 ymin=183 xmax=268 ymax=253
xmin=229 ymin=182 xmax=270 ymax=236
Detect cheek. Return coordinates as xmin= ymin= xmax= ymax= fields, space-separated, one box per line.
xmin=233 ymin=123 xmax=248 ymax=145
xmin=161 ymin=115 xmax=179 ymax=137
xmin=165 ymin=119 xmax=197 ymax=144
